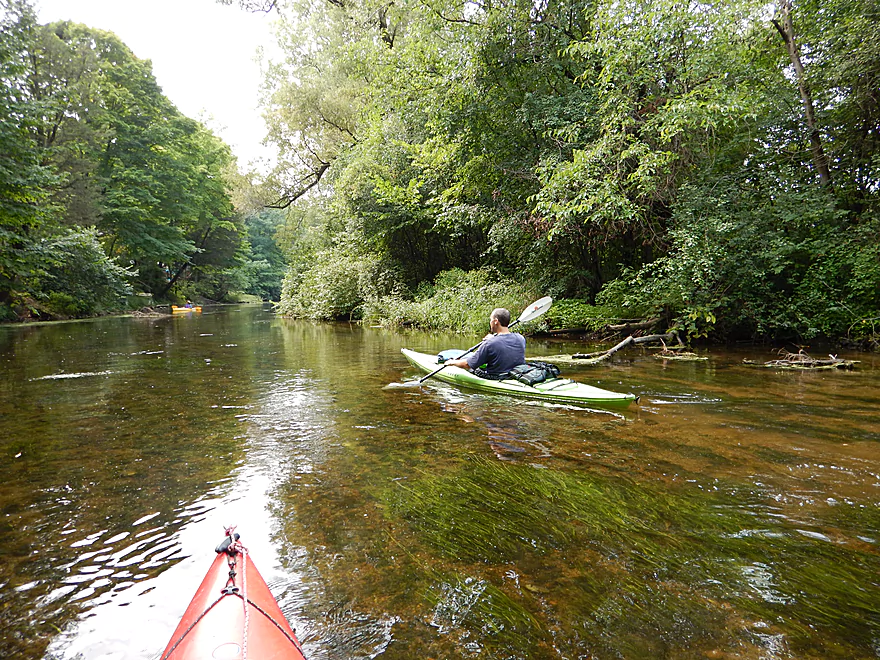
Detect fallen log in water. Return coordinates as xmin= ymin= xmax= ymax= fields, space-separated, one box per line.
xmin=654 ymin=351 xmax=708 ymax=361
xmin=633 ymin=332 xmax=681 ymax=345
xmin=538 ymin=332 xmax=692 ymax=365
xmin=648 ymin=334 xmax=707 ymax=360
xmin=570 ymin=335 xmax=635 ymax=364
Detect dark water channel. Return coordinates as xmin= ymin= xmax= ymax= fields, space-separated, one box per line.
xmin=1 ymin=305 xmax=878 ymax=659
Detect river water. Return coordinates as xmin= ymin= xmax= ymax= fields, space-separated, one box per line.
xmin=0 ymin=305 xmax=878 ymax=659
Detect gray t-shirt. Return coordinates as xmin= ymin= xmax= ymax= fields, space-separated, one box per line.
xmin=466 ymin=333 xmax=526 ymax=376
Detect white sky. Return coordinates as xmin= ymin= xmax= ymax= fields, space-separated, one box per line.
xmin=35 ymin=0 xmax=280 ymax=170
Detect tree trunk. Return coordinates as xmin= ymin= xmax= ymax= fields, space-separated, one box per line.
xmin=773 ymin=0 xmax=832 ymax=187
xmin=157 ymin=225 xmax=214 ymax=298
xmin=158 ymin=262 xmax=190 ymax=299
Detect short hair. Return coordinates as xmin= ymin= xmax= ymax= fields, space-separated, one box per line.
xmin=491 ymin=308 xmax=511 ymax=327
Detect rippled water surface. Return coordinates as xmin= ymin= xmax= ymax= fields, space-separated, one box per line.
xmin=1 ymin=306 xmax=878 ymax=659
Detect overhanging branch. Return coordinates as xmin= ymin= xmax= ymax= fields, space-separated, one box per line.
xmin=267 ymin=161 xmax=331 ymax=209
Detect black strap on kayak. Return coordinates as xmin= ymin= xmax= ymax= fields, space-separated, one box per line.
xmin=160 ymin=531 xmax=306 ymax=660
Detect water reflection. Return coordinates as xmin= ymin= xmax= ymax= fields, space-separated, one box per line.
xmin=0 ymin=310 xmax=878 ymax=659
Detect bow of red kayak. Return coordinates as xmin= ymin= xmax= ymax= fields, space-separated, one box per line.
xmin=160 ymin=531 xmax=306 ymax=660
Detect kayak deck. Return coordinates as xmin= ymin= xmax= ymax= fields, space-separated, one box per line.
xmin=160 ymin=532 xmax=305 ymax=660
xmin=401 ymin=349 xmax=637 ymax=409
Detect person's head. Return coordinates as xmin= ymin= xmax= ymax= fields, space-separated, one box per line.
xmin=489 ymin=308 xmax=511 ymax=331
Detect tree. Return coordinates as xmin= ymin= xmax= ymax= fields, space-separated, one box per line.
xmin=771 ymin=0 xmax=832 ymax=186
xmin=256 ymin=0 xmax=879 ymax=340
xmin=23 ymin=21 xmax=241 ymax=297
xmin=0 ymin=0 xmax=59 ymax=309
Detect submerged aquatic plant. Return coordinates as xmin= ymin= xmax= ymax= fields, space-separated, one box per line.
xmin=385 ymin=456 xmax=880 ymax=658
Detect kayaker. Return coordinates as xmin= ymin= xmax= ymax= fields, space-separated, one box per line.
xmin=446 ymin=308 xmax=526 ymax=378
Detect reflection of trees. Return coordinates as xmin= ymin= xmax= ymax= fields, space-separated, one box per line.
xmin=0 ymin=310 xmax=271 ymax=657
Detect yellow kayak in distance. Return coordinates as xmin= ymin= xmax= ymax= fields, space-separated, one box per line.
xmin=171 ymin=305 xmax=202 ymax=313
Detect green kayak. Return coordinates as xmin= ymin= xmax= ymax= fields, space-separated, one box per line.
xmin=401 ymin=349 xmax=638 ymax=409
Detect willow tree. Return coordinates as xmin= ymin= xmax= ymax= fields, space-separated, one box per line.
xmin=263 ymin=0 xmax=605 ymax=306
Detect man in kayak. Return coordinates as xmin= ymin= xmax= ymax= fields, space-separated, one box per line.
xmin=445 ymin=308 xmax=526 ymax=378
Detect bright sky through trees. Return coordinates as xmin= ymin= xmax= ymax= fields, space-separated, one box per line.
xmin=35 ymin=0 xmax=278 ymax=169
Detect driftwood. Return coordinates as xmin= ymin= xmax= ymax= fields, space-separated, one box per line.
xmin=607 ymin=318 xmax=661 ymax=332
xmin=633 ymin=332 xmax=681 ymax=346
xmin=654 ymin=350 xmax=708 ymax=361
xmin=572 ymin=335 xmax=633 ymax=362
xmin=743 ymin=349 xmax=859 ymax=371
xmin=537 ymin=331 xmax=691 ymax=366
xmin=650 ymin=335 xmax=707 ymax=360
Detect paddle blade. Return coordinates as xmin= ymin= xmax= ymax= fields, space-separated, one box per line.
xmin=382 ymin=380 xmax=426 ymax=390
xmin=517 ymin=296 xmax=553 ymax=324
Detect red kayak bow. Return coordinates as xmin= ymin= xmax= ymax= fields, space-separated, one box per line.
xmin=160 ymin=529 xmax=306 ymax=660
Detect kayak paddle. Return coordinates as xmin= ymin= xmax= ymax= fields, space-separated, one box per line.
xmin=385 ymin=296 xmax=553 ymax=389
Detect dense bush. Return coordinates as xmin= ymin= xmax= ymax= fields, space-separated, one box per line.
xmin=541 ymin=299 xmax=624 ymax=333
xmin=263 ymin=0 xmax=880 ymax=347
xmin=32 ymin=228 xmax=134 ymax=317
xmin=596 ymin=178 xmax=880 ymax=342
xmin=362 ymin=268 xmax=541 ymax=335
xmin=277 ymin=249 xmax=391 ymax=321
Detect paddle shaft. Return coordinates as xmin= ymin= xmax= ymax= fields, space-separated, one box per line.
xmin=418 ymin=318 xmax=523 ymax=384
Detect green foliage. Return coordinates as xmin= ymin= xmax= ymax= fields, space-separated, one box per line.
xmin=32 ymin=228 xmax=134 ymax=317
xmin=263 ymin=0 xmax=880 ymax=343
xmin=597 ymin=176 xmax=880 ymax=341
xmin=0 ymin=2 xmax=277 ymax=320
xmin=0 ymin=0 xmax=60 ymax=303
xmin=542 ymin=299 xmax=618 ymax=332
xmin=4 ymin=0 xmax=880 ymax=340
xmin=22 ymin=19 xmax=240 ymax=300
xmin=533 ymin=0 xmax=769 ymax=268
xmin=277 ymin=248 xmax=377 ymax=321
xmin=238 ymin=210 xmax=287 ymax=300
xmin=362 ymin=268 xmax=540 ymax=335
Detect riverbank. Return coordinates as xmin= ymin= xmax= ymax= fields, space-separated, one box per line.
xmin=0 ymin=297 xmax=268 ymax=326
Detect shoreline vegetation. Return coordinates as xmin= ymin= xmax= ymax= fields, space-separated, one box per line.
xmin=2 ymin=1 xmax=878 ymax=350
xmin=0 ymin=298 xmax=265 ymax=326
xmin=3 ymin=277 xmax=877 ymax=354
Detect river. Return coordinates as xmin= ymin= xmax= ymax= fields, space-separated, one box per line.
xmin=1 ymin=305 xmax=878 ymax=659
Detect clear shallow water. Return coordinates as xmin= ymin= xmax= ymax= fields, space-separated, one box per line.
xmin=0 ymin=306 xmax=878 ymax=659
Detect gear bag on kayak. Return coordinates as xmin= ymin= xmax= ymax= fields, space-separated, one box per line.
xmin=506 ymin=361 xmax=561 ymax=385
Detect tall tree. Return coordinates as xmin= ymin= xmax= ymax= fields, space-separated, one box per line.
xmin=0 ymin=0 xmax=58 ymax=307
xmin=772 ymin=0 xmax=832 ymax=186
xmin=24 ymin=21 xmax=239 ymax=295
